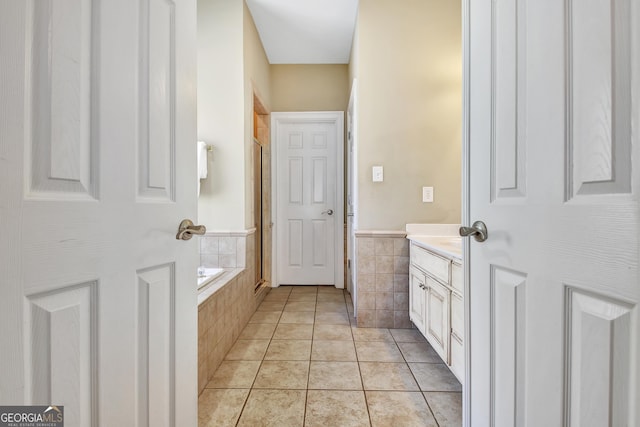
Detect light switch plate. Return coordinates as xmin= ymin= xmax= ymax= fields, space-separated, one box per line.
xmin=372 ymin=166 xmax=384 ymax=182
xmin=422 ymin=186 xmax=434 ymax=202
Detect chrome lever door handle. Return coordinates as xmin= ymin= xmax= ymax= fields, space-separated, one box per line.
xmin=176 ymin=219 xmax=206 ymax=240
xmin=322 ymin=209 xmax=334 ymax=216
xmin=459 ymin=220 xmax=488 ymax=242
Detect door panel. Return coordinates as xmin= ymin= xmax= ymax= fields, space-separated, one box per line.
xmin=467 ymin=0 xmax=639 ymax=425
xmin=274 ymin=113 xmax=344 ymax=287
xmin=0 ymin=1 xmax=197 ymax=426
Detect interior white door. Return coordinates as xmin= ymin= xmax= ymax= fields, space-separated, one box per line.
xmin=0 ymin=1 xmax=197 ymax=426
xmin=273 ymin=112 xmax=344 ymax=287
xmin=467 ymin=0 xmax=639 ymax=425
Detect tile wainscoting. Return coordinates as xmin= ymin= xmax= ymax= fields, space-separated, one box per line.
xmin=355 ymin=231 xmax=411 ymax=328
xmin=197 ymin=229 xmax=268 ymax=394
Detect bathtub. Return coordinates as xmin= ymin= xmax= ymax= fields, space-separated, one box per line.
xmin=197 ymin=267 xmax=225 ymax=290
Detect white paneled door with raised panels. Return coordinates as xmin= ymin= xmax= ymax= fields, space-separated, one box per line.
xmin=467 ymin=0 xmax=639 ymax=425
xmin=273 ymin=112 xmax=344 ymax=287
xmin=0 ymin=1 xmax=197 ymax=426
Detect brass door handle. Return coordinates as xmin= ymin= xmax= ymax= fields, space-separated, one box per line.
xmin=176 ymin=219 xmax=206 ymax=240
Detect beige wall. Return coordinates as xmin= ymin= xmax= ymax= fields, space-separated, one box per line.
xmin=243 ymin=3 xmax=271 ymax=228
xmin=351 ymin=0 xmax=462 ymax=230
xmin=197 ymin=0 xmax=271 ymax=230
xmin=270 ymin=65 xmax=349 ymax=112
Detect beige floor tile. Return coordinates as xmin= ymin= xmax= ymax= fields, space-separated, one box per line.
xmin=256 ymin=301 xmax=286 ymax=312
xmin=263 ymin=292 xmax=289 ymax=302
xmin=205 ymin=361 xmax=261 ymax=388
xmin=273 ymin=323 xmax=314 ymax=340
xmin=397 ymin=341 xmax=441 ymax=363
xmin=408 ymin=363 xmax=462 ymax=392
xmin=313 ymin=324 xmax=353 ymax=340
xmin=366 ymin=391 xmax=437 ymax=427
xmin=311 ymin=339 xmax=357 ymax=361
xmin=284 ymin=301 xmax=316 ymax=312
xmin=279 ymin=311 xmax=315 ymax=324
xmin=268 ymin=287 xmax=292 ymax=296
xmin=351 ymin=327 xmax=394 ymax=342
xmin=305 ymin=390 xmax=370 ymax=427
xmin=253 ymin=361 xmax=310 ymax=389
xmin=359 ymin=362 xmax=419 ymax=391
xmin=316 ymin=293 xmax=346 ymax=302
xmin=287 ymin=293 xmax=317 ymax=302
xmin=423 ymin=392 xmax=463 ymax=426
xmin=316 ymin=301 xmax=347 ymax=313
xmin=317 ymin=286 xmax=344 ymax=293
xmin=315 ymin=311 xmax=350 ymax=325
xmin=238 ymin=323 xmax=276 ymax=340
xmin=355 ymin=341 xmax=404 ymax=362
xmin=198 ymin=388 xmax=249 ymax=427
xmin=237 ymin=389 xmax=306 ymax=427
xmin=308 ymin=361 xmax=363 ymax=390
xmin=224 ymin=340 xmax=270 ymax=361
xmin=389 ymin=328 xmax=427 ymax=343
xmin=290 ymin=286 xmax=318 ymax=293
xmin=264 ymin=340 xmax=312 ymax=361
xmin=248 ymin=311 xmax=281 ymax=324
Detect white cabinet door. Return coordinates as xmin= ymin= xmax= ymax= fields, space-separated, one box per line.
xmin=425 ymin=277 xmax=450 ymax=363
xmin=467 ymin=0 xmax=639 ymax=424
xmin=409 ymin=266 xmax=427 ymax=333
xmin=0 ymin=1 xmax=198 ymax=425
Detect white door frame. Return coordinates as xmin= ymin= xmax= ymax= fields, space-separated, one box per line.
xmin=461 ymin=0 xmax=471 ymax=425
xmin=347 ymin=80 xmax=359 ymax=309
xmin=271 ymin=111 xmax=345 ymax=288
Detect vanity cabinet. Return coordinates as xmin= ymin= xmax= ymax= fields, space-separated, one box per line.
xmin=409 ymin=242 xmax=464 ymax=384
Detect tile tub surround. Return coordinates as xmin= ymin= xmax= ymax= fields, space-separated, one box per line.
xmin=198 ymin=230 xmax=267 ymax=394
xmin=199 ymin=230 xmax=253 ymax=269
xmin=355 ymin=231 xmax=411 ymax=328
xmin=198 ymin=287 xmax=462 ymax=427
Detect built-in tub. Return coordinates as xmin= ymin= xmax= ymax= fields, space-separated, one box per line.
xmin=197 ymin=267 xmax=225 ymax=290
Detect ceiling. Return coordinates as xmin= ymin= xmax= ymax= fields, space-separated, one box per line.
xmin=245 ymin=0 xmax=359 ymax=64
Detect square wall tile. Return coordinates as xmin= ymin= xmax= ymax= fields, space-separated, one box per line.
xmin=357 ymin=256 xmax=376 ymax=275
xmin=358 ymin=274 xmax=376 ymax=292
xmin=374 ymin=238 xmax=394 ymax=255
xmin=200 ymin=237 xmax=219 ymax=254
xmin=375 ymin=256 xmax=394 ymax=274
xmin=357 ymin=238 xmax=375 ymax=256
xmin=375 ymin=274 xmax=394 ymax=292
xmin=394 ymin=256 xmax=410 ymax=274
xmin=219 ymin=237 xmax=236 ymax=255
xmin=394 ymin=238 xmax=410 ymax=256
xmin=375 ymin=293 xmax=394 ymax=310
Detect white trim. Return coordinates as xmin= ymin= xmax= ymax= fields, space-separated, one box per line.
xmin=354 ymin=230 xmax=407 ymax=238
xmin=462 ymin=0 xmax=471 ymax=424
xmin=347 ymin=79 xmax=359 ymax=313
xmin=203 ymin=228 xmax=256 ymax=237
xmin=270 ymin=111 xmax=345 ymax=289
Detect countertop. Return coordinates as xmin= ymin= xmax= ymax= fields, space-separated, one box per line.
xmin=406 ymin=228 xmax=462 ymax=261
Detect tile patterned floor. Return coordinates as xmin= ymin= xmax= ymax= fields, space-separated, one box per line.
xmin=198 ymin=286 xmax=462 ymax=427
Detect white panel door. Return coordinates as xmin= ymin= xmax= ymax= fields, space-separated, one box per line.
xmin=0 ymin=0 xmax=198 ymax=426
xmin=273 ymin=112 xmax=344 ymax=287
xmin=466 ymin=0 xmax=639 ymax=425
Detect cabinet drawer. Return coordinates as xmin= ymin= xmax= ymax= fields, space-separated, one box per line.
xmin=411 ymin=244 xmax=450 ymax=284
xmin=449 ymin=332 xmax=464 ymax=385
xmin=451 ymin=262 xmax=463 ymax=294
xmin=451 ymin=292 xmax=463 ymax=337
